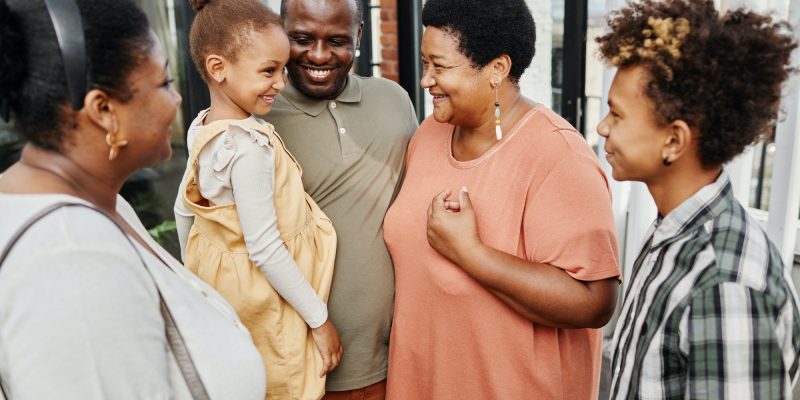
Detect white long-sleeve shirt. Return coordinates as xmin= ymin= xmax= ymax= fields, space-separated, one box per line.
xmin=174 ymin=113 xmax=327 ymax=328
xmin=0 ymin=193 xmax=265 ymax=400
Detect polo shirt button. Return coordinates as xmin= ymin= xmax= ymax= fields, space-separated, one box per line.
xmin=339 ymin=128 xmax=346 ymax=135
xmin=330 ymin=101 xmax=337 ymax=109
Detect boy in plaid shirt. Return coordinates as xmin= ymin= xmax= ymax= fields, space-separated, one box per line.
xmin=596 ymin=0 xmax=800 ymax=398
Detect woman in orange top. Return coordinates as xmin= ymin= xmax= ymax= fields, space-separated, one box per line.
xmin=383 ymin=0 xmax=621 ymax=398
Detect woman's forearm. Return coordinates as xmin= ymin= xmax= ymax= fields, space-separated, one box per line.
xmin=455 ymin=243 xmax=618 ymax=328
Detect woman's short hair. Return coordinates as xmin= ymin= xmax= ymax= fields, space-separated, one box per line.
xmin=421 ymin=0 xmax=536 ymax=84
xmin=0 ymin=0 xmax=153 ymax=151
xmin=597 ymin=0 xmax=796 ymax=168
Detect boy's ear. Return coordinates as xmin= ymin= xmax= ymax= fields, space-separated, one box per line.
xmin=205 ymin=54 xmax=226 ymax=84
xmin=663 ymin=119 xmax=693 ymax=164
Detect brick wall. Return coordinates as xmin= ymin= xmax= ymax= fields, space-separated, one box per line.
xmin=379 ymin=0 xmax=399 ymax=82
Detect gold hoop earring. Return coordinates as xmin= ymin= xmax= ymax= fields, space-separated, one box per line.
xmin=494 ymin=81 xmax=502 ymax=140
xmin=105 ymin=121 xmax=128 ymax=161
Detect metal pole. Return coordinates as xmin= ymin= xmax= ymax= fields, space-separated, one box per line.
xmin=356 ymin=0 xmax=373 ymax=77
xmin=561 ymin=0 xmax=588 ymax=133
xmin=397 ymin=0 xmax=424 ymax=122
xmin=754 ymin=141 xmax=768 ymax=210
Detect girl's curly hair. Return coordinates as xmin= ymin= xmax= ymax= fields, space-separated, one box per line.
xmin=597 ymin=0 xmax=796 ymax=168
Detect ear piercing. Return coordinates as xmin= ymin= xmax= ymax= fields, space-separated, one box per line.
xmin=494 ymin=81 xmax=502 ymax=141
xmin=105 ymin=119 xmax=128 ymax=161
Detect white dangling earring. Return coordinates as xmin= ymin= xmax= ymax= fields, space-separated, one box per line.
xmin=494 ymin=81 xmax=502 ymax=140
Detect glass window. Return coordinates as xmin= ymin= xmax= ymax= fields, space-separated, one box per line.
xmin=122 ymin=0 xmax=186 ymax=257
xmin=583 ymin=0 xmax=607 ymax=151
xmin=370 ymin=0 xmax=383 ymax=77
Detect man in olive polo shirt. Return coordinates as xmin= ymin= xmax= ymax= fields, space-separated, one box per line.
xmin=263 ymin=0 xmax=417 ymax=397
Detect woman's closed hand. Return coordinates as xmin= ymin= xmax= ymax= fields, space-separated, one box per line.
xmin=310 ymin=319 xmax=343 ymax=377
xmin=427 ymin=187 xmax=481 ymax=265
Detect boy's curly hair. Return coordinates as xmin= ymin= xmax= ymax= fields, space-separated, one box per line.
xmin=597 ymin=0 xmax=796 ymax=168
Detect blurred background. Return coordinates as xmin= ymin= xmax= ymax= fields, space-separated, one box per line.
xmin=2 ymin=2 xmax=798 ymax=395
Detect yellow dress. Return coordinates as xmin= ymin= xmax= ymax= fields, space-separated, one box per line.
xmin=181 ymin=117 xmax=336 ymax=400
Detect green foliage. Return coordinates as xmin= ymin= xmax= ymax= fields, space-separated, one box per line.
xmin=148 ymin=220 xmax=177 ymax=242
xmin=148 ymin=219 xmax=182 ymax=259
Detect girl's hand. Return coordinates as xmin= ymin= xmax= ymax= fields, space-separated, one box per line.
xmin=427 ymin=187 xmax=481 ymax=265
xmin=310 ymin=319 xmax=343 ymax=377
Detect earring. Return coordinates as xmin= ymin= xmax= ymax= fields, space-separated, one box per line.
xmin=662 ymin=153 xmax=672 ymax=167
xmin=494 ymin=81 xmax=502 ymax=140
xmin=105 ymin=120 xmax=128 ymax=161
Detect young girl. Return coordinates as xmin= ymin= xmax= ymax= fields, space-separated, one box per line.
xmin=174 ymin=1 xmax=341 ymax=398
xmin=596 ymin=0 xmax=800 ymax=398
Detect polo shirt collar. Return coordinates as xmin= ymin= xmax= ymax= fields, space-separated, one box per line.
xmin=650 ymin=171 xmax=733 ymax=250
xmin=281 ymin=74 xmax=362 ymax=117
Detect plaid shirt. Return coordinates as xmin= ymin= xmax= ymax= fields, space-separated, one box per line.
xmin=609 ymin=172 xmax=800 ymax=399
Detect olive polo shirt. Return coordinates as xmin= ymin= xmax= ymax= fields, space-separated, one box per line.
xmin=262 ymin=75 xmax=417 ymax=391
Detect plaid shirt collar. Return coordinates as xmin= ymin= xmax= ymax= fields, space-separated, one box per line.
xmin=650 ymin=171 xmax=733 ymax=251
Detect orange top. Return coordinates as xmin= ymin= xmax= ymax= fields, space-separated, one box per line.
xmin=384 ymin=105 xmax=620 ymax=399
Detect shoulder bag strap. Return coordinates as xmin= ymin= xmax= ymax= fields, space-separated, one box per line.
xmin=0 ymin=202 xmax=211 ymax=400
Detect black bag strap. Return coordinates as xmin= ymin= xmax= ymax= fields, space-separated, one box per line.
xmin=0 ymin=202 xmax=210 ymax=400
